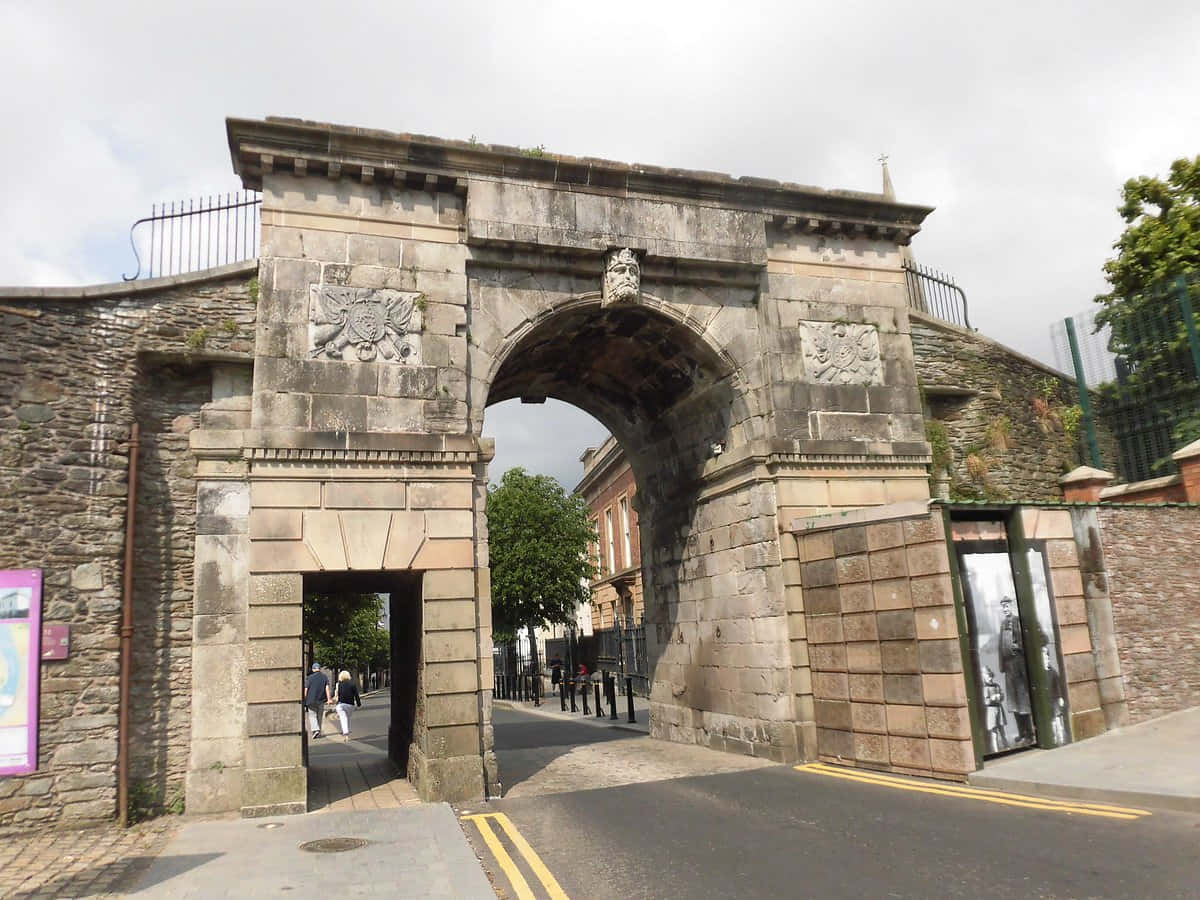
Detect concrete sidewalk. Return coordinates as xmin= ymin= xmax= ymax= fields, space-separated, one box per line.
xmin=123 ymin=805 xmax=493 ymax=898
xmin=494 ymin=690 xmax=651 ymax=734
xmin=968 ymin=706 xmax=1200 ymax=813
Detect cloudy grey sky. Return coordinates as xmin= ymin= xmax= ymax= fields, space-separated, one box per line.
xmin=3 ymin=2 xmax=1198 ymax=488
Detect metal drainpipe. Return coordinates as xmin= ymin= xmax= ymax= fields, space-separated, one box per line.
xmin=118 ymin=421 xmax=140 ymax=828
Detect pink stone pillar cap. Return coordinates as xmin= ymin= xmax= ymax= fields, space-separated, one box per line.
xmin=1170 ymin=438 xmax=1200 ymax=462
xmin=1059 ymin=465 xmax=1115 ymax=486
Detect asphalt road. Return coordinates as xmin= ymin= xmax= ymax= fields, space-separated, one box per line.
xmin=462 ymin=706 xmax=1200 ymax=899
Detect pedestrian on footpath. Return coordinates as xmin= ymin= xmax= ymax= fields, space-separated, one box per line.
xmin=335 ymin=670 xmax=362 ymax=740
xmin=305 ymin=662 xmax=333 ymax=739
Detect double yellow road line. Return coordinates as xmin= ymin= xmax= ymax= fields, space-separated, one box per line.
xmin=795 ymin=762 xmax=1151 ymax=821
xmin=461 ymin=811 xmax=568 ymax=900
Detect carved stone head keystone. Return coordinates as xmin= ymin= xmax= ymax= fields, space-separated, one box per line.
xmin=602 ymin=248 xmax=641 ymax=306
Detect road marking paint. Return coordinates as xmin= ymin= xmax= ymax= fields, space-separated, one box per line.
xmin=794 ymin=763 xmax=1150 ymax=820
xmin=802 ymin=764 xmax=1151 ymax=816
xmin=461 ymin=813 xmax=536 ymax=900
xmin=462 ymin=812 xmax=568 ymax=900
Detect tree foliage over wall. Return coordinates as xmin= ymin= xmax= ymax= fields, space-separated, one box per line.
xmin=303 ymin=592 xmax=390 ymax=675
xmin=486 ymin=467 xmax=597 ymax=645
xmin=1093 ymin=156 xmax=1200 ymax=476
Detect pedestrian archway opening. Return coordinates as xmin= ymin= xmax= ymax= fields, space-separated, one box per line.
xmin=301 ymin=571 xmax=423 ymax=810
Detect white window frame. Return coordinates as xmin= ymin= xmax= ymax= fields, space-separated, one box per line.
xmin=619 ymin=496 xmax=631 ymax=570
xmin=605 ymin=508 xmax=616 ymax=575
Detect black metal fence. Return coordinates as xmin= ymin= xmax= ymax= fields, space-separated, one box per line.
xmin=903 ymin=260 xmax=971 ymax=330
xmin=1053 ymin=272 xmax=1200 ymax=482
xmin=124 ymin=191 xmax=261 ymax=280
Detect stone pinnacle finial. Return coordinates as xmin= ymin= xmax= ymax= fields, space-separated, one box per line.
xmin=879 ymin=153 xmax=896 ymax=201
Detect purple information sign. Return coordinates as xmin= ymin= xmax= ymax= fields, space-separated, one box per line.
xmin=0 ymin=569 xmax=42 ymax=776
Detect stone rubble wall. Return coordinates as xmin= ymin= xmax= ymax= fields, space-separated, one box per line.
xmin=1095 ymin=506 xmax=1200 ymax=723
xmin=910 ymin=312 xmax=1110 ymax=501
xmin=0 ymin=267 xmax=257 ymax=831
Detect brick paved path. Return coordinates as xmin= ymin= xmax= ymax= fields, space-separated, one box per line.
xmin=0 ymin=818 xmax=176 ymax=898
xmin=308 ymin=755 xmax=420 ymax=812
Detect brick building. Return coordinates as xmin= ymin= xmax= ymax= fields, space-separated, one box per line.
xmin=575 ymin=436 xmax=643 ymax=631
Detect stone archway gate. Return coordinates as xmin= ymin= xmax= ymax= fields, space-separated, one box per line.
xmin=198 ymin=118 xmax=934 ymax=816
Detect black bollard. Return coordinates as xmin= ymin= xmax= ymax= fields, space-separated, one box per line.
xmin=581 ymin=680 xmax=590 ymax=715
xmin=625 ymin=676 xmax=636 ymax=723
xmin=608 ymin=674 xmax=618 ymax=720
xmin=569 ymin=679 xmax=577 ymax=713
xmin=560 ymin=679 xmax=567 ymax=711
xmin=594 ymin=682 xmax=603 ymax=718
xmin=533 ymin=673 xmax=540 ymax=707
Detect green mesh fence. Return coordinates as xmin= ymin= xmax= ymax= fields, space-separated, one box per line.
xmin=1053 ymin=272 xmax=1200 ymax=483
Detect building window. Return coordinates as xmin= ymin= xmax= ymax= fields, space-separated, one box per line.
xmin=619 ymin=497 xmax=631 ymax=569
xmin=605 ymin=508 xmax=616 ymax=575
xmin=590 ymin=519 xmax=600 ymax=577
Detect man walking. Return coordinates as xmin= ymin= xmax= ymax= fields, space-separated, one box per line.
xmin=305 ymin=662 xmax=332 ymax=739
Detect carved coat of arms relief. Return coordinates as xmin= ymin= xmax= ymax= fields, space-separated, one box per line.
xmin=798 ymin=321 xmax=883 ymax=385
xmin=309 ymin=285 xmax=422 ymax=363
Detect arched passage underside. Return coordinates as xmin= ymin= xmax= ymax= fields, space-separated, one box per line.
xmin=486 ymin=301 xmax=733 ymax=440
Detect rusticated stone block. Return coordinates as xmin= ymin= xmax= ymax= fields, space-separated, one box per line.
xmin=929 ymin=738 xmax=975 ymax=774
xmin=854 ymin=731 xmax=890 ymax=765
xmin=846 ymin=641 xmax=882 ymax=673
xmin=806 ymin=614 xmax=843 ymax=645
xmin=925 ymin=705 xmax=972 ymax=740
xmin=807 ymin=644 xmax=847 ymax=671
xmin=803 ymin=586 xmax=841 ymax=615
xmin=831 ymin=526 xmax=868 ymax=557
xmin=922 ymin=673 xmax=968 ymax=707
xmin=839 ymin=582 xmax=874 ymax=612
xmin=918 ymin=639 xmax=962 ymax=674
xmin=909 ymin=573 xmax=954 ymax=607
xmin=886 ymin=704 xmax=928 ymax=739
xmin=876 ymin=610 xmax=915 ymax=641
xmin=812 ymin=672 xmax=849 ymax=700
xmin=817 ymin=727 xmax=854 ymax=760
xmin=869 ymin=548 xmax=908 ymax=581
xmin=849 ymin=673 xmax=884 ymax=702
xmin=836 ymin=553 xmax=870 ymax=585
xmin=889 ymin=735 xmax=932 ymax=770
xmin=814 ymin=699 xmax=852 ymax=731
xmin=843 ymin=612 xmax=878 ymax=642
xmin=801 ymin=531 xmax=835 ymax=561
xmin=872 ymin=577 xmax=912 ymax=611
xmin=906 ymin=543 xmax=949 ymax=577
xmin=851 ymin=701 xmax=887 ymax=734
xmin=801 ymin=558 xmax=837 ymax=589
xmin=866 ymin=520 xmax=905 ymax=551
xmin=884 ymin=674 xmax=924 ymax=705
xmin=881 ymin=639 xmax=920 ymax=673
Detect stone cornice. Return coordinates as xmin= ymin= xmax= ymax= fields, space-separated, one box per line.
xmin=227 ymin=117 xmax=933 ymax=238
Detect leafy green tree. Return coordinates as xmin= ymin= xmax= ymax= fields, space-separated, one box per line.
xmin=486 ymin=468 xmax=597 ymax=671
xmin=304 ymin=592 xmax=389 ymax=677
xmin=1093 ymin=156 xmax=1200 ymax=472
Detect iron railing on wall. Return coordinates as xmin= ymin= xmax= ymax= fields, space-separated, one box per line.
xmin=123 ymin=191 xmax=261 ymax=281
xmin=1053 ymin=272 xmax=1200 ymax=482
xmin=903 ymin=260 xmax=971 ymax=330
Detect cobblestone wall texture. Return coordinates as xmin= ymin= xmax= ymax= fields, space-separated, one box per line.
xmin=0 ymin=268 xmax=256 ymax=831
xmin=1097 ymin=506 xmax=1200 ymax=723
xmin=910 ymin=312 xmax=1105 ymax=501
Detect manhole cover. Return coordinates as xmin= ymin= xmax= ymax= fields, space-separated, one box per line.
xmin=298 ymin=837 xmax=369 ymax=853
